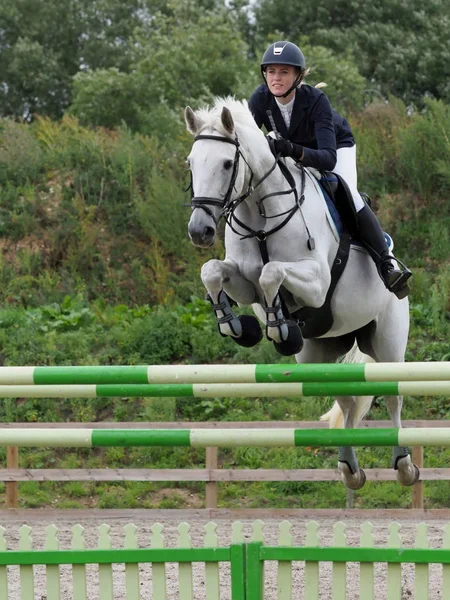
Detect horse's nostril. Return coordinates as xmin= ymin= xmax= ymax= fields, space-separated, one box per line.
xmin=203 ymin=226 xmax=215 ymax=240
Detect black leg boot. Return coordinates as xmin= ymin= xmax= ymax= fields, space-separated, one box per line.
xmin=356 ymin=205 xmax=411 ymax=299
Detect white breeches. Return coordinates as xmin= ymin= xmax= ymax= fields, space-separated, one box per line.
xmin=333 ymin=145 xmax=365 ymax=212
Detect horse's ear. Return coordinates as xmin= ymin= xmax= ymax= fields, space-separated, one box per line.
xmin=221 ymin=107 xmax=234 ymax=135
xmin=185 ymin=106 xmax=203 ymax=135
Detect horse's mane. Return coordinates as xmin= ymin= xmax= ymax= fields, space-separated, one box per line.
xmin=196 ymin=96 xmax=262 ymax=137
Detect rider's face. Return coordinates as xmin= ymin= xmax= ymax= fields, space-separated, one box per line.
xmin=265 ymin=64 xmax=298 ymax=98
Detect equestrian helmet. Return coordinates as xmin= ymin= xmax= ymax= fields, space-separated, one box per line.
xmin=261 ymin=41 xmax=306 ymax=70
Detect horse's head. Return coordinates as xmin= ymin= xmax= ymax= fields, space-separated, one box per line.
xmin=185 ymin=105 xmax=246 ymax=247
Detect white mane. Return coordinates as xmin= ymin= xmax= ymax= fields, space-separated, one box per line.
xmin=196 ymin=96 xmax=263 ymax=138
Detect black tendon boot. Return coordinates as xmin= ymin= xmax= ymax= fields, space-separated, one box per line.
xmin=356 ymin=204 xmax=411 ymax=299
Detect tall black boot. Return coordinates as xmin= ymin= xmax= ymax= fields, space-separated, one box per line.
xmin=356 ymin=204 xmax=411 ymax=299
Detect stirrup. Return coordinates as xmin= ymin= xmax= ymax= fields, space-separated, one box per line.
xmin=380 ymin=256 xmax=412 ymax=299
xmin=384 ymin=269 xmax=411 ymax=299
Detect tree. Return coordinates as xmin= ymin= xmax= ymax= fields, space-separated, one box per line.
xmin=70 ymin=1 xmax=257 ymax=138
xmin=0 ymin=0 xmax=165 ymax=119
xmin=289 ymin=39 xmax=366 ymax=113
xmin=252 ymin=0 xmax=450 ymax=105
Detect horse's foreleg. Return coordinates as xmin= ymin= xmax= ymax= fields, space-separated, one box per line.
xmin=201 ymin=259 xmax=262 ymax=346
xmin=385 ymin=395 xmax=420 ymax=486
xmin=259 ymin=258 xmax=327 ymax=307
xmin=258 ymin=259 xmax=327 ymax=354
xmin=336 ymin=396 xmax=367 ymax=490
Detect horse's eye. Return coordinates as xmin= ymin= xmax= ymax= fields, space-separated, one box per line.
xmin=224 ymin=160 xmax=233 ymax=170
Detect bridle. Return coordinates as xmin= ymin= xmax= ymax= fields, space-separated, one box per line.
xmin=189 ymin=134 xmax=243 ymax=226
xmin=188 ymin=133 xmax=307 ymax=254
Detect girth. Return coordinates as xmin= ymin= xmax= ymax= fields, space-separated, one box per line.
xmin=289 ymin=231 xmax=352 ymax=339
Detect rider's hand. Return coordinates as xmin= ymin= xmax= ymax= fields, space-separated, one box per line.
xmin=269 ymin=137 xmax=304 ymax=161
xmin=273 ymin=137 xmax=293 ymax=157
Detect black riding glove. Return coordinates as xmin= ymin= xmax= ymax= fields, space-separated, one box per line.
xmin=270 ymin=137 xmax=304 ymax=161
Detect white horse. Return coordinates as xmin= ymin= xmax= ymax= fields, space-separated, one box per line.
xmin=184 ymin=97 xmax=418 ymax=490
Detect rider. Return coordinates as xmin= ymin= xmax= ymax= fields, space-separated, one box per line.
xmin=248 ymin=40 xmax=411 ymax=299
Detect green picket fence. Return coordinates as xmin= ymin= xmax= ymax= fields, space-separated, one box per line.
xmin=1 ymin=520 xmax=450 ymax=599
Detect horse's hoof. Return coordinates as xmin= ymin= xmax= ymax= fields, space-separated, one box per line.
xmin=273 ymin=321 xmax=303 ymax=356
xmin=396 ymin=460 xmax=420 ymax=486
xmin=232 ymin=315 xmax=263 ymax=348
xmin=339 ymin=463 xmax=366 ymax=490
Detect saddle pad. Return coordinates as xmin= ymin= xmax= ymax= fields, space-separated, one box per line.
xmin=316 ymin=173 xmax=394 ymax=252
xmin=318 ymin=175 xmax=343 ymax=237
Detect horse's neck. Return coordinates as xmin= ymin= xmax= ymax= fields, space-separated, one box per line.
xmin=241 ymin=157 xmax=323 ymax=224
xmin=237 ymin=157 xmax=339 ymax=265
xmin=239 ymin=154 xmax=296 ymax=221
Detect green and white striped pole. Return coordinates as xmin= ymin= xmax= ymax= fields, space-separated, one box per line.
xmin=0 ymin=362 xmax=448 ymax=385
xmin=0 ymin=381 xmax=447 ymax=397
xmin=0 ymin=428 xmax=449 ymax=447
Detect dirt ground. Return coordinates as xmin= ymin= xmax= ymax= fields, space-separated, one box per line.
xmin=1 ymin=513 xmax=448 ymax=599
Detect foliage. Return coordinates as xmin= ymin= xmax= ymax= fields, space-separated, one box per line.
xmin=397 ymin=99 xmax=450 ymax=199
xmin=252 ymin=0 xmax=450 ymax=106
xmin=3 ymin=0 xmax=450 ymax=122
xmin=0 ymin=120 xmax=46 ymax=185
xmin=0 ymin=0 xmax=166 ymax=119
xmin=0 ymin=115 xmax=217 ymax=306
xmin=70 ymin=0 xmax=256 ymax=138
xmin=70 ymin=69 xmax=143 ymax=131
xmin=351 ymin=97 xmax=410 ymax=196
xmin=300 ymin=42 xmax=366 ymax=114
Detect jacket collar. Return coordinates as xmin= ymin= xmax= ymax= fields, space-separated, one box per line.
xmin=288 ymin=90 xmax=306 ymax=136
xmin=269 ymin=86 xmax=308 ymax=137
xmin=269 ymin=94 xmax=289 ymax=137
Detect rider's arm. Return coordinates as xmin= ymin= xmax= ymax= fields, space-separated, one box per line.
xmin=300 ymin=94 xmax=337 ymax=171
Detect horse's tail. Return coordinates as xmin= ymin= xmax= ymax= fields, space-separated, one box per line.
xmin=319 ymin=343 xmax=374 ymax=429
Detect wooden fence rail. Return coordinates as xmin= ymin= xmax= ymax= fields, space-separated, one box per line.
xmin=1 ymin=420 xmax=448 ymax=510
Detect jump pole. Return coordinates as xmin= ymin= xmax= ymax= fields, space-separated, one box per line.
xmin=0 ymin=381 xmax=448 ymax=397
xmin=0 ymin=428 xmax=449 ymax=447
xmin=0 ymin=362 xmax=449 ymax=385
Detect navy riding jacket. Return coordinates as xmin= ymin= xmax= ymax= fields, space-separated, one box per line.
xmin=248 ymin=84 xmax=355 ymax=171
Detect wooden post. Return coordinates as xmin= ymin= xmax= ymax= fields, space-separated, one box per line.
xmin=6 ymin=446 xmax=19 ymax=509
xmin=205 ymin=447 xmax=218 ymax=509
xmin=412 ymin=445 xmax=424 ymax=509
xmin=346 ymin=489 xmax=354 ymax=509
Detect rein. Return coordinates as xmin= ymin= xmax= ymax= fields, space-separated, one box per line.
xmin=189 ymin=133 xmax=307 ymax=260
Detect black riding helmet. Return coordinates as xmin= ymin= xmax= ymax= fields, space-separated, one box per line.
xmin=261 ymin=41 xmax=306 ymax=98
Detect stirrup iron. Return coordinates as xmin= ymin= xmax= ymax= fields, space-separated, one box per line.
xmin=380 ymin=255 xmax=412 ymax=299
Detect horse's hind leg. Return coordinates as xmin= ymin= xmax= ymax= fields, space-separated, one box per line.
xmin=336 ymin=396 xmax=367 ymax=490
xmin=357 ymin=302 xmax=419 ymax=486
xmin=385 ymin=396 xmax=419 ymax=486
xmin=296 ymin=337 xmax=367 ymax=490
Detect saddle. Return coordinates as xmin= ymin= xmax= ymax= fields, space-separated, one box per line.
xmin=287 ymin=170 xmax=364 ymax=339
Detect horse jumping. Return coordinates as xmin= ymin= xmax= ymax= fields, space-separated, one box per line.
xmin=184 ymin=97 xmax=419 ymax=490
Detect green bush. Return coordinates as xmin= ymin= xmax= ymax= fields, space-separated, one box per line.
xmin=398 ymin=99 xmax=450 ymax=199
xmin=123 ymin=309 xmax=190 ymax=364
xmin=352 ymin=98 xmax=409 ymax=196
xmin=0 ymin=120 xmax=45 ymax=185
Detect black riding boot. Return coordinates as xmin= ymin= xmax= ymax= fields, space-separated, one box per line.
xmin=356 ymin=204 xmax=411 ymax=299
